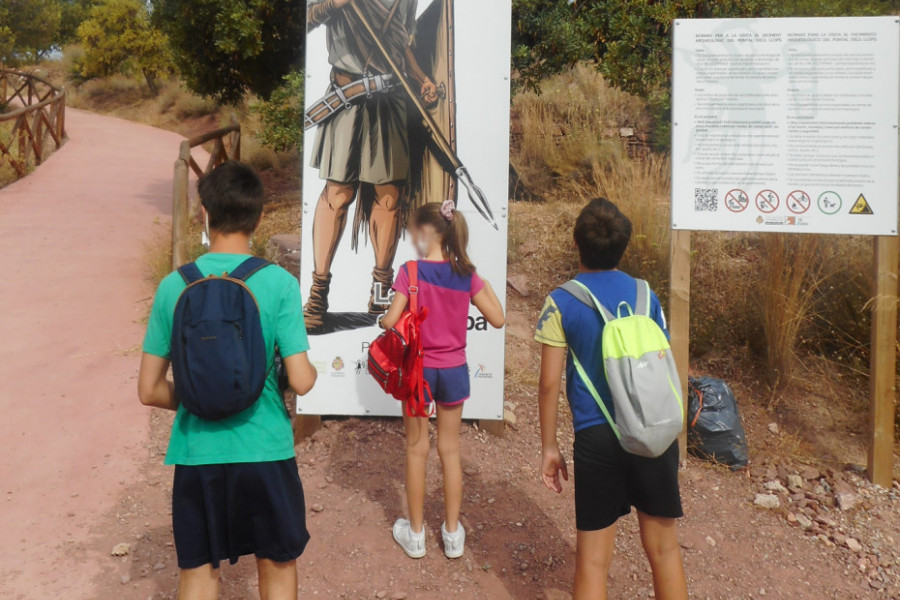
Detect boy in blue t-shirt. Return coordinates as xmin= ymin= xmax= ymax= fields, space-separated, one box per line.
xmin=535 ymin=198 xmax=688 ymax=600
xmin=138 ymin=161 xmax=318 ymax=599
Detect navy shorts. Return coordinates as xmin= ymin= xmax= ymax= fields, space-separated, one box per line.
xmin=573 ymin=424 xmax=683 ymax=531
xmin=423 ymin=364 xmax=470 ymax=406
xmin=172 ymin=458 xmax=310 ymax=569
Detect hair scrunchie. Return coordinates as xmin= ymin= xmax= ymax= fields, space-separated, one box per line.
xmin=440 ymin=199 xmax=455 ymax=222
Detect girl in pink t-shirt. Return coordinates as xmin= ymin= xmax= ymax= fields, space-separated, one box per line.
xmin=380 ymin=201 xmax=504 ymax=560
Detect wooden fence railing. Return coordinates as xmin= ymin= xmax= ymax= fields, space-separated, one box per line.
xmin=172 ymin=116 xmax=241 ymax=267
xmin=0 ymin=69 xmax=67 ymax=180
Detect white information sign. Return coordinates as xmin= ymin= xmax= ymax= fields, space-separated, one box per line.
xmin=672 ymin=17 xmax=899 ymax=235
xmin=298 ymin=0 xmax=511 ymax=420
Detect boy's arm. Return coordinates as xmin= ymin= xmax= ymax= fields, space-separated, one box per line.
xmin=472 ymin=279 xmax=505 ymax=328
xmin=137 ymin=353 xmax=177 ymax=411
xmin=283 ymin=352 xmax=317 ymax=396
xmin=538 ymin=344 xmax=569 ymax=493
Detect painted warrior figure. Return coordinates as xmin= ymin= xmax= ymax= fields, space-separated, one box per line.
xmin=305 ymin=0 xmax=440 ymax=331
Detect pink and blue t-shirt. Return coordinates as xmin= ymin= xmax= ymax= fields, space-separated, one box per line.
xmin=392 ymin=260 xmax=484 ymax=369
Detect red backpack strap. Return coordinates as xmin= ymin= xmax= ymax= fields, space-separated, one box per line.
xmin=407 ymin=260 xmax=419 ymax=314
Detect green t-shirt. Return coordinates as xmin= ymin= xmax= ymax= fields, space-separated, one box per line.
xmin=142 ymin=253 xmax=309 ymax=466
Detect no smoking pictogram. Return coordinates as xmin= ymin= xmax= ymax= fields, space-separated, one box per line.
xmin=787 ymin=190 xmax=811 ymax=214
xmin=725 ymin=189 xmax=749 ymax=213
xmin=756 ymin=190 xmax=779 ymax=213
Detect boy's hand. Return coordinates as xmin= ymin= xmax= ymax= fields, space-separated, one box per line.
xmin=541 ymin=447 xmax=569 ymax=493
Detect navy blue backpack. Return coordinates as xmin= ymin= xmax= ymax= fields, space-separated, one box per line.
xmin=170 ymin=257 xmax=271 ymax=420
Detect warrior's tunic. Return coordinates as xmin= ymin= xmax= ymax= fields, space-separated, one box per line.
xmin=308 ymin=0 xmax=418 ymax=185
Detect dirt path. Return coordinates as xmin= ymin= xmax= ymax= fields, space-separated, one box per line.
xmin=0 ymin=108 xmax=186 ymax=599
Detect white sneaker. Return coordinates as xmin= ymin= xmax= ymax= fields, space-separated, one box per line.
xmin=392 ymin=519 xmax=426 ymax=559
xmin=441 ymin=521 xmax=466 ymax=559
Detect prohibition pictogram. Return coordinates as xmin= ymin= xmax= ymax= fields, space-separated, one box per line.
xmin=787 ymin=190 xmax=811 ymax=214
xmin=724 ymin=189 xmax=749 ymax=213
xmin=755 ymin=189 xmax=779 ymax=213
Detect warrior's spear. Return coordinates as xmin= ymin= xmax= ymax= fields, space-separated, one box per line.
xmin=348 ymin=0 xmax=499 ymax=231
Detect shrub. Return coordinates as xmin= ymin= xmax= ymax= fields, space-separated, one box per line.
xmin=251 ymin=71 xmax=304 ymax=153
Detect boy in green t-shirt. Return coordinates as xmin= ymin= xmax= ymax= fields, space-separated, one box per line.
xmin=138 ymin=161 xmax=317 ymax=600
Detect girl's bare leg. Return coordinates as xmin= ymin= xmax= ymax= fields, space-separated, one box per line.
xmin=403 ymin=414 xmax=430 ymax=532
xmin=435 ymin=403 xmax=464 ymax=532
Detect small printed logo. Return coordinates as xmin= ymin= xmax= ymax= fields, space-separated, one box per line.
xmin=312 ymin=361 xmax=328 ymax=374
xmin=330 ymin=356 xmax=346 ymax=377
xmin=658 ymin=350 xmax=667 ymax=360
xmin=637 ymin=360 xmax=650 ymax=369
xmin=354 ymin=359 xmax=367 ymax=375
xmin=473 ymin=364 xmax=494 ymax=379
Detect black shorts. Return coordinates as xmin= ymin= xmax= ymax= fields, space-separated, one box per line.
xmin=573 ymin=424 xmax=683 ymax=531
xmin=172 ymin=458 xmax=311 ymax=569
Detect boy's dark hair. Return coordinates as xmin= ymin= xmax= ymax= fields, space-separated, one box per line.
xmin=198 ymin=161 xmax=265 ymax=235
xmin=574 ymin=197 xmax=633 ymax=270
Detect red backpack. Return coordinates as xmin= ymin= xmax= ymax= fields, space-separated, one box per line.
xmin=368 ymin=261 xmax=432 ymax=417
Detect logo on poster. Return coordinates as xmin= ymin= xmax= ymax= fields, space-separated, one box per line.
xmin=473 ymin=364 xmax=494 ymax=379
xmin=331 ymin=356 xmax=345 ymax=377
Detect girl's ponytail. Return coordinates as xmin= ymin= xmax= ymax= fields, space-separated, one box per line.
xmin=446 ymin=209 xmax=475 ymax=276
xmin=412 ymin=201 xmax=476 ymax=276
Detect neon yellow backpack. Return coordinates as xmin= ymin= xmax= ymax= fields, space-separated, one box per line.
xmin=560 ymin=279 xmax=684 ymax=458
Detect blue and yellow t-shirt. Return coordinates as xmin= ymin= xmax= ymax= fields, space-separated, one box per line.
xmin=143 ymin=253 xmax=309 ymax=466
xmin=534 ymin=270 xmax=669 ymax=432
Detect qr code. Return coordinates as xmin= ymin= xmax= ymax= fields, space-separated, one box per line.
xmin=694 ymin=188 xmax=718 ymax=212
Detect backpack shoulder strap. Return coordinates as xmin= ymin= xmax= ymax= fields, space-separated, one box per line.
xmin=559 ymin=280 xmax=615 ymax=323
xmin=407 ymin=260 xmax=419 ymax=314
xmin=228 ymin=257 xmax=272 ymax=282
xmin=177 ymin=262 xmax=205 ymax=285
xmin=634 ymin=279 xmax=652 ymax=317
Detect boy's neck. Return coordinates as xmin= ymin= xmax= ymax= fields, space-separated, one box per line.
xmin=578 ymin=263 xmax=618 ymax=274
xmin=209 ymin=231 xmax=253 ymax=255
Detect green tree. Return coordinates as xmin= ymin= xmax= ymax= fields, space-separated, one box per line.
xmin=77 ymin=0 xmax=173 ymax=94
xmin=512 ymin=0 xmax=593 ymax=92
xmin=0 ymin=7 xmax=14 ymax=67
xmin=151 ymin=0 xmax=305 ymax=105
xmin=1 ymin=0 xmax=62 ymax=63
xmin=57 ymin=0 xmax=97 ymax=45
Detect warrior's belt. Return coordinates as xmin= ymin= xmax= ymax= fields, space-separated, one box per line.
xmin=304 ymin=73 xmax=397 ymax=130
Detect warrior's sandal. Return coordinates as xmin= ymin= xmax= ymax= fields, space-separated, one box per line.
xmin=303 ymin=272 xmax=332 ymax=330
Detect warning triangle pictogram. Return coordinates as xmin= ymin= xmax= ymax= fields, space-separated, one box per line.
xmin=849 ymin=194 xmax=873 ymax=215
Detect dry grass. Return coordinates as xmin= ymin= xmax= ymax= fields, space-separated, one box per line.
xmin=512 ymin=63 xmax=649 ymax=192
xmin=758 ymin=235 xmax=830 ymax=390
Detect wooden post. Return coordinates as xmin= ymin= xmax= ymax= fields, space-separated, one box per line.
xmin=293 ymin=414 xmax=323 ymax=443
xmin=669 ymin=229 xmax=692 ymax=460
xmin=478 ymin=419 xmax=505 ymax=437
xmin=868 ymin=235 xmax=899 ymax=487
xmin=172 ymin=142 xmax=191 ymax=268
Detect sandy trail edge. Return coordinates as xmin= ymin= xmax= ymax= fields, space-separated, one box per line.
xmin=0 ymin=108 xmax=186 ymax=599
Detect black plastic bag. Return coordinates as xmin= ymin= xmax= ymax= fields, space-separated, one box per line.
xmin=687 ymin=376 xmax=749 ymax=469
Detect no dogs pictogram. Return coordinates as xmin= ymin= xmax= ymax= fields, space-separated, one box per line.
xmin=787 ymin=190 xmax=811 ymax=214
xmin=755 ymin=190 xmax=779 ymax=213
xmin=725 ymin=189 xmax=749 ymax=213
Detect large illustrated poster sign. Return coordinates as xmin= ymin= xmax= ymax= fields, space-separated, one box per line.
xmin=672 ymin=17 xmax=899 ymax=235
xmin=299 ymin=0 xmax=512 ymax=419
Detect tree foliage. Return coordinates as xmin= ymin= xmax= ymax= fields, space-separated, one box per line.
xmin=0 ymin=0 xmax=62 ymax=63
xmin=58 ymin=0 xmax=97 ymax=45
xmin=77 ymin=0 xmax=173 ymax=94
xmin=252 ymin=71 xmax=305 ymax=152
xmin=151 ymin=0 xmax=305 ymax=105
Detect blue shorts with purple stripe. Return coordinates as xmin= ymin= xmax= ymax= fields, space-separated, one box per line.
xmin=423 ymin=364 xmax=470 ymax=406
